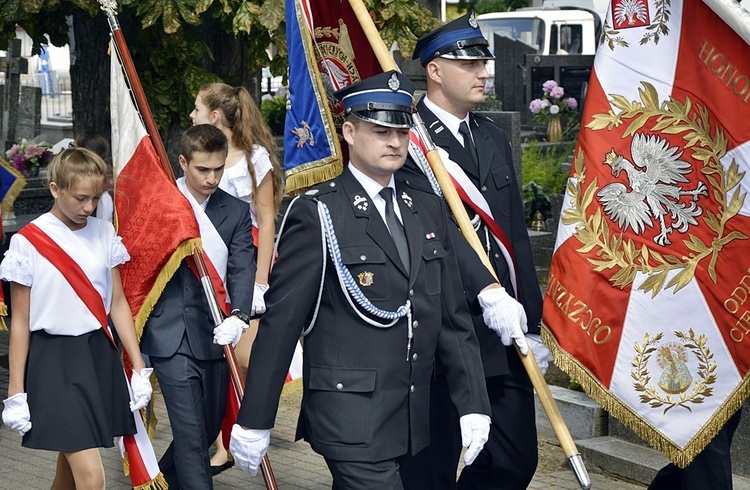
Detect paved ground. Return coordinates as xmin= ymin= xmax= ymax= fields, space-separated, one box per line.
xmin=0 ymin=330 xmax=644 ymax=489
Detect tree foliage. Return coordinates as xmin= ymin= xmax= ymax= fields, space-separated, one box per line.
xmin=0 ymin=0 xmax=440 ymax=130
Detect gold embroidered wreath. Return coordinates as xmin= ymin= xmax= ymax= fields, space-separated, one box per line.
xmin=632 ymin=329 xmax=717 ymax=413
xmin=562 ymin=82 xmax=747 ymax=297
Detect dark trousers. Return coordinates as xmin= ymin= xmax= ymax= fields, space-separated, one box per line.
xmin=649 ymin=409 xmax=742 ymax=490
xmin=151 ymin=337 xmax=228 ymax=490
xmin=327 ymin=453 xmax=412 ymax=490
xmin=409 ymin=347 xmax=537 ymax=490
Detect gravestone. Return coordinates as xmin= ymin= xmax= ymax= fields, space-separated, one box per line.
xmin=493 ymin=34 xmax=536 ymax=117
xmin=15 ymin=86 xmax=42 ymax=141
xmin=1 ymin=39 xmax=28 ymax=151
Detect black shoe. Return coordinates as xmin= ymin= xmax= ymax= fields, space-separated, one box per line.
xmin=210 ymin=459 xmax=234 ymax=476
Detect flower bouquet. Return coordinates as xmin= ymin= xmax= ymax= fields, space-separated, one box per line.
xmin=529 ymin=80 xmax=578 ymax=142
xmin=5 ymin=139 xmax=54 ymax=177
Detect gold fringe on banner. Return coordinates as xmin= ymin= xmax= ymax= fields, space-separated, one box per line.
xmin=541 ymin=325 xmax=750 ymax=467
xmin=122 ymin=456 xmax=169 ymax=490
xmin=0 ymin=302 xmax=8 ymax=331
xmin=0 ymin=156 xmax=28 ymax=215
xmin=133 ymin=239 xmax=202 ymax=338
xmin=281 ymin=377 xmax=303 ymax=396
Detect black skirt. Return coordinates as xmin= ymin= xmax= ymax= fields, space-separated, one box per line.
xmin=22 ymin=328 xmax=136 ymax=452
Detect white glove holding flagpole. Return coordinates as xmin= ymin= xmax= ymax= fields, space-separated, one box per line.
xmin=129 ymin=367 xmax=154 ymax=411
xmin=527 ymin=334 xmax=552 ymax=375
xmin=2 ymin=393 xmax=32 ymax=436
xmin=478 ymin=287 xmax=529 ymax=355
xmin=213 ymin=315 xmax=247 ymax=347
xmin=460 ymin=413 xmax=491 ymax=465
xmin=230 ymin=424 xmax=271 ymax=476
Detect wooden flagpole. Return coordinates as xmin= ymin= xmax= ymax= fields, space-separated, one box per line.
xmin=100 ymin=2 xmax=277 ymax=488
xmin=345 ymin=1 xmax=590 ymax=488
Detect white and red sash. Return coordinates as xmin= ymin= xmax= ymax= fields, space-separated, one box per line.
xmin=18 ymin=222 xmax=165 ymax=490
xmin=409 ymin=132 xmax=520 ymax=295
xmin=177 ymin=177 xmax=231 ymax=314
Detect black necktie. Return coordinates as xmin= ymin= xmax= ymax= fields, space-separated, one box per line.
xmin=458 ymin=120 xmax=478 ymax=169
xmin=379 ymin=187 xmax=410 ymax=272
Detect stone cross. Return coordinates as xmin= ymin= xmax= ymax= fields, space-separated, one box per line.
xmin=1 ymin=39 xmax=29 ymax=151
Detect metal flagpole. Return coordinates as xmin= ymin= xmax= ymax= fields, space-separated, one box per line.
xmin=345 ymin=1 xmax=590 ymax=488
xmin=99 ymin=2 xmax=278 ymax=488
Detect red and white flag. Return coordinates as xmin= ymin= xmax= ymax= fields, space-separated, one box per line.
xmin=110 ymin=43 xmax=198 ymax=489
xmin=544 ymin=0 xmax=750 ymax=466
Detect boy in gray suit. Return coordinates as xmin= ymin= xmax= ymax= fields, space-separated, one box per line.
xmin=139 ymin=124 xmax=255 ymax=489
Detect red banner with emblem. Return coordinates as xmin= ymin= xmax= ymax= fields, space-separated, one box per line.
xmin=543 ymin=0 xmax=750 ymax=466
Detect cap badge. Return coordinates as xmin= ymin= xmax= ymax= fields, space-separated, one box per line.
xmin=353 ymin=194 xmax=369 ymax=212
xmin=388 ymin=72 xmax=400 ymax=91
xmin=401 ymin=191 xmax=413 ymax=209
xmin=358 ymin=271 xmax=375 ymax=287
xmin=469 ymin=12 xmax=478 ymax=28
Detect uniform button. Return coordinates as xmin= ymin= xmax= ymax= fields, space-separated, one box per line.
xmin=412 ymin=353 xmax=418 ymax=362
xmin=410 ymin=385 xmax=415 ymax=393
xmin=409 ymin=289 xmax=415 ymax=297
xmin=494 ymin=253 xmax=500 ymax=259
xmin=329 ymin=182 xmax=336 ymax=187
xmin=405 ymin=180 xmax=411 ymax=185
xmin=184 ymin=307 xmax=190 ymax=313
xmin=481 ymin=185 xmax=488 ymax=192
xmin=360 ymin=255 xmax=367 ymax=261
xmin=432 ymin=249 xmax=437 ymax=256
xmin=412 ymin=320 xmax=419 ymax=328
xmin=336 ymin=383 xmax=344 ymax=390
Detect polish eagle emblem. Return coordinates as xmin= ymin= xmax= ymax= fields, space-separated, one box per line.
xmin=596 ymin=133 xmax=708 ymax=246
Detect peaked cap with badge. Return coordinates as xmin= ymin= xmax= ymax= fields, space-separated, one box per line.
xmin=334 ymin=69 xmax=415 ymax=128
xmin=412 ymin=11 xmax=495 ymax=67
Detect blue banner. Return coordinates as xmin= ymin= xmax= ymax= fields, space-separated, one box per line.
xmin=283 ymin=0 xmax=343 ymax=194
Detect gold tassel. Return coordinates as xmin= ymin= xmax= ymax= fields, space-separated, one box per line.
xmin=284 ymin=156 xmax=343 ymax=196
xmin=132 ymin=473 xmax=169 ymax=490
xmin=122 ymin=454 xmax=130 ymax=476
xmin=134 ymin=238 xmax=202 ymax=339
xmin=541 ymin=324 xmax=748 ymax=467
xmin=0 ymin=302 xmax=8 ymax=331
xmin=0 ymin=156 xmax=28 ymax=215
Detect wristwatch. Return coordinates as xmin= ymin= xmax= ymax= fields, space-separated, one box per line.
xmin=231 ymin=309 xmax=251 ymax=324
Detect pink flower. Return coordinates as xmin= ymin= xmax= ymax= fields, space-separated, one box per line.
xmin=566 ymin=97 xmax=578 ymax=110
xmin=5 ymin=144 xmax=20 ymax=159
xmin=529 ymin=98 xmax=544 ymax=114
xmin=542 ymin=80 xmax=558 ymax=93
xmin=550 ymin=86 xmax=565 ymax=99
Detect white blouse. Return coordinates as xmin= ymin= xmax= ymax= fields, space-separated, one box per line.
xmin=0 ymin=213 xmax=130 ymax=336
xmin=218 ymin=145 xmax=274 ymax=227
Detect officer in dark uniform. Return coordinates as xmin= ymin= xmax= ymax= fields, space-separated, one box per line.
xmin=229 ymin=70 xmax=492 ymax=490
xmin=403 ymin=12 xmax=553 ymax=490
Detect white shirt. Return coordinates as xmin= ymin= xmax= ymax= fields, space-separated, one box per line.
xmin=0 ymin=213 xmax=130 ymax=336
xmin=218 ymin=145 xmax=274 ymax=227
xmin=347 ymin=163 xmax=403 ymax=233
xmin=422 ymin=95 xmax=475 ymax=148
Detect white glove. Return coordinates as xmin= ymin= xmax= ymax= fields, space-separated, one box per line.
xmin=229 ymin=424 xmax=271 ymax=476
xmin=460 ymin=413 xmax=491 ymax=465
xmin=478 ymin=287 xmax=529 ymax=355
xmin=213 ymin=315 xmax=247 ymax=347
xmin=2 ymin=393 xmax=32 ymax=436
xmin=129 ymin=368 xmax=154 ymax=412
xmin=251 ymin=283 xmax=269 ymax=316
xmin=527 ymin=334 xmax=552 ymax=375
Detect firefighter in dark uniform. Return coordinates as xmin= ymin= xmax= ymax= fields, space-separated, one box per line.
xmin=229 ymin=70 xmax=492 ymax=490
xmin=403 ymin=12 xmax=553 ymax=490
